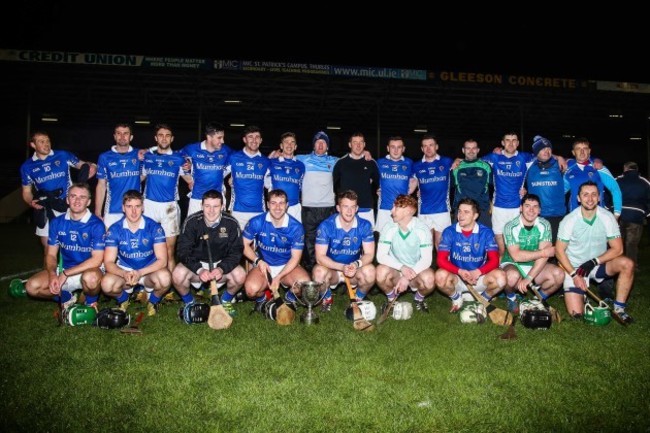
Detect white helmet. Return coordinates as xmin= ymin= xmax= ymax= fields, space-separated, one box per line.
xmin=355 ymin=300 xmax=377 ymax=321
xmin=392 ymin=302 xmax=413 ymax=320
xmin=459 ymin=302 xmax=487 ymax=324
xmin=519 ymin=299 xmax=546 ymax=315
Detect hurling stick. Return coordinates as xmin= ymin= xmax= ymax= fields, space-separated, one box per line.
xmin=202 ymin=234 xmax=233 ymax=330
xmin=466 ymin=283 xmax=513 ymax=326
xmin=120 ymin=312 xmax=145 ymax=334
xmin=377 ymin=293 xmax=398 ymax=326
xmin=584 ymin=286 xmax=628 ymax=327
xmin=344 ymin=276 xmax=374 ymax=332
xmin=498 ymin=316 xmax=518 ymax=340
xmin=266 ymin=270 xmax=295 ymax=325
xmin=529 ymin=284 xmax=562 ymax=323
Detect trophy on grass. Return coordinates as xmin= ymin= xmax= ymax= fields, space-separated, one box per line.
xmin=295 ymin=281 xmax=326 ymax=325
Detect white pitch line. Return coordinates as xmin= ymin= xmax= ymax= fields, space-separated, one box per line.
xmin=0 ymin=268 xmax=40 ymax=282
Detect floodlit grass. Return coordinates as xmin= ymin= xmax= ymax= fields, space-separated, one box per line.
xmin=1 ymin=223 xmax=649 ymax=432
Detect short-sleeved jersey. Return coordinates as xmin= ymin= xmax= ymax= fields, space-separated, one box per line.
xmin=296 ymin=153 xmax=338 ymax=207
xmin=181 ymin=141 xmax=232 ymax=200
xmin=315 ymin=213 xmax=374 ymax=264
xmin=143 ymin=149 xmax=187 ymax=202
xmin=228 ymin=150 xmax=271 ymax=213
xmin=452 ymin=160 xmax=492 ymax=212
xmin=564 ymin=161 xmax=621 ymax=214
xmin=266 ymin=157 xmax=305 ymax=206
xmin=502 ymin=215 xmax=552 ymax=266
xmin=483 ymin=151 xmax=535 ymax=208
xmin=21 ymin=150 xmax=79 ymax=198
xmin=96 ymin=146 xmax=142 ymax=214
xmin=413 ymin=155 xmax=453 ymax=215
xmin=105 ymin=215 xmax=166 ymax=270
xmin=243 ymin=213 xmax=304 ymax=266
xmin=557 ymin=206 xmax=621 ymax=267
xmin=377 ymin=156 xmax=414 ymax=210
xmin=525 ymin=158 xmax=566 ymax=218
xmin=378 ymin=217 xmax=432 ymax=268
xmin=438 ymin=223 xmax=498 ymax=271
xmin=48 ymin=209 xmax=105 ymax=269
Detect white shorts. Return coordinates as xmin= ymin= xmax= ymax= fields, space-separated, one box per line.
xmin=144 ymin=199 xmax=180 ymax=237
xmin=328 ymin=270 xmax=359 ymax=289
xmin=491 ymin=207 xmax=520 ymax=235
xmin=232 ymin=211 xmax=261 ymax=231
xmin=500 ymin=262 xmax=532 ymax=276
xmin=103 ymin=212 xmax=123 ymax=229
xmin=117 ymin=263 xmax=152 ymax=291
xmin=189 ymin=261 xmax=227 ymax=289
xmin=60 ymin=266 xmax=105 ymax=292
xmin=187 ymin=198 xmax=202 ymax=218
xmin=35 ymin=209 xmax=64 ymax=237
xmin=562 ymin=265 xmax=605 ymax=290
xmin=375 ymin=209 xmax=392 ymax=232
xmin=419 ymin=212 xmax=452 ymax=232
xmin=357 ymin=209 xmax=375 ymax=230
xmin=454 ymin=275 xmax=489 ymax=294
xmin=287 ymin=204 xmax=302 ymax=222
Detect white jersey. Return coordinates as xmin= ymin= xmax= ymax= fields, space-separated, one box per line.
xmin=557 ymin=206 xmax=620 ymax=267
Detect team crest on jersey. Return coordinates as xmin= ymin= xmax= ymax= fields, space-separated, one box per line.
xmin=219 ymin=227 xmax=228 ymax=238
xmin=258 ymin=163 xmax=263 ymax=169
xmin=295 ymin=168 xmax=300 ymax=174
xmin=142 ymin=238 xmax=149 ymax=246
xmin=168 ymin=160 xmax=174 ymax=167
xmin=281 ymin=236 xmax=287 ymax=243
xmin=156 ymin=228 xmax=164 ymax=235
xmin=474 ymin=243 xmax=480 ymax=251
xmin=54 ymin=160 xmax=61 ymax=167
xmin=516 ymin=161 xmax=521 ymax=167
xmin=402 ymin=165 xmax=407 ymax=171
xmin=218 ymin=154 xmax=224 ymax=159
xmin=353 ymin=237 xmax=358 ymax=244
xmin=132 ymin=159 xmax=137 ymax=166
xmin=588 ymin=172 xmax=594 ymax=178
xmin=439 ymin=165 xmax=445 ymax=171
xmin=82 ymin=233 xmax=88 ymax=240
xmin=477 ymin=171 xmax=483 ymax=177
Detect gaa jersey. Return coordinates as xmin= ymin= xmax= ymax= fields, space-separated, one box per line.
xmin=502 ymin=216 xmax=552 ymax=266
xmin=315 ymin=214 xmax=374 ymax=264
xmin=564 ymin=160 xmax=622 ymax=214
xmin=452 ymin=160 xmax=492 ymax=212
xmin=48 ymin=209 xmax=105 ymax=269
xmin=438 ymin=223 xmax=498 ymax=271
xmin=96 ymin=146 xmax=142 ymax=214
xmin=265 ymin=157 xmax=305 ymax=206
xmin=482 ymin=151 xmax=535 ymax=208
xmin=105 ymin=215 xmax=166 ymax=270
xmin=143 ymin=149 xmax=187 ymax=202
xmin=21 ymin=150 xmax=79 ymax=198
xmin=557 ymin=206 xmax=620 ymax=268
xmin=228 ymin=150 xmax=270 ymax=213
xmin=377 ymin=217 xmax=432 ymax=274
xmin=525 ymin=158 xmax=565 ymax=218
xmin=413 ymin=155 xmax=453 ymax=215
xmin=243 ymin=212 xmax=304 ymax=266
xmin=377 ymin=156 xmax=414 ymax=210
xmin=181 ymin=141 xmax=232 ymax=199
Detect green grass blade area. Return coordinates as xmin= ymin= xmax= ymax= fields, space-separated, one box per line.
xmin=1 ymin=223 xmax=649 ymax=433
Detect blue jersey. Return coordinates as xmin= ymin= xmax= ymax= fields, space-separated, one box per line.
xmin=243 ymin=213 xmax=304 ymax=266
xmin=96 ymin=146 xmax=142 ymax=214
xmin=564 ymin=160 xmax=622 ymax=214
xmin=525 ymin=157 xmax=566 ymax=218
xmin=438 ymin=223 xmax=498 ymax=271
xmin=315 ymin=213 xmax=374 ymax=264
xmin=48 ymin=210 xmax=105 ymax=269
xmin=413 ymin=155 xmax=453 ymax=215
xmin=143 ymin=149 xmax=187 ymax=202
xmin=21 ymin=150 xmax=79 ymax=198
xmin=483 ymin=151 xmax=534 ymax=208
xmin=377 ymin=156 xmax=414 ymax=210
xmin=228 ymin=151 xmax=270 ymax=213
xmin=265 ymin=157 xmax=305 ymax=206
xmin=181 ymin=141 xmax=232 ymax=200
xmin=105 ymin=215 xmax=166 ymax=270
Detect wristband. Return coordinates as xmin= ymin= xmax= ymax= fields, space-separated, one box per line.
xmin=62 ymin=270 xmax=69 ymax=277
xmin=570 ymin=270 xmax=577 ymax=278
xmin=355 ymin=259 xmax=362 ymax=268
xmin=253 ymin=257 xmax=262 ymax=267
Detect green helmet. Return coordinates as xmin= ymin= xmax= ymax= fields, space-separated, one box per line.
xmin=8 ymin=279 xmax=27 ymax=298
xmin=584 ymin=301 xmax=612 ymax=326
xmin=65 ymin=305 xmax=97 ymax=326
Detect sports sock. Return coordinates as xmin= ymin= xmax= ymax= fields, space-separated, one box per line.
xmin=387 ymin=289 xmax=397 ymax=301
xmin=481 ymin=291 xmax=492 ymax=302
xmin=355 ymin=287 xmax=365 ymax=301
xmin=414 ymin=292 xmax=424 ymax=302
xmin=116 ymin=292 xmax=129 ymax=304
xmin=285 ymin=290 xmax=298 ymax=303
xmin=181 ymin=293 xmax=194 ymax=303
xmin=221 ymin=291 xmax=234 ymax=303
xmin=507 ymin=293 xmax=517 ymax=302
xmin=149 ymin=293 xmax=161 ymax=305
xmin=613 ymin=301 xmax=627 ymax=312
xmin=84 ymin=295 xmax=99 ymax=305
xmin=450 ymin=291 xmax=461 ymax=301
xmin=255 ymin=294 xmax=267 ymax=303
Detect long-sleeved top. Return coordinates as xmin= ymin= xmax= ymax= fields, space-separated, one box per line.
xmin=617 ymin=170 xmax=650 ymax=224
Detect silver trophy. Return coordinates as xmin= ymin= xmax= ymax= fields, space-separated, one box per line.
xmin=295 ymin=281 xmax=326 ymax=325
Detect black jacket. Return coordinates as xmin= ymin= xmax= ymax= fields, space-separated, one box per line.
xmin=616 ymin=170 xmax=650 ymax=224
xmin=177 ymin=211 xmax=243 ymax=274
